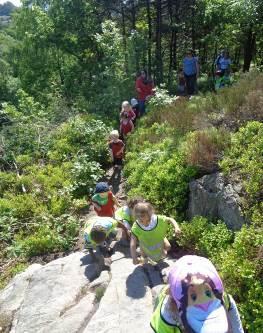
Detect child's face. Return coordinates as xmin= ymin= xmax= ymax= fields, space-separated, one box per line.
xmin=123 ymin=104 xmax=129 ymax=112
xmin=98 ymin=191 xmax=108 ymax=198
xmin=111 ymin=135 xmax=119 ymax=142
xmin=135 ymin=211 xmax=151 ymax=226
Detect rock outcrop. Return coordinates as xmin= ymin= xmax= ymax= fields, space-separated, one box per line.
xmin=187 ymin=172 xmax=246 ymax=230
xmin=0 ymin=249 xmax=176 ymax=333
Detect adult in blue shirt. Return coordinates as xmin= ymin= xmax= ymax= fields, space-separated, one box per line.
xmin=215 ymin=50 xmax=231 ymax=75
xmin=183 ymin=49 xmax=199 ymax=95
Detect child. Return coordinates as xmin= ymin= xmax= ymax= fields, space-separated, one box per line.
xmin=130 ymin=98 xmax=140 ymax=120
xmin=150 ymin=255 xmax=244 ymax=333
xmin=115 ymin=197 xmax=144 ymax=235
xmin=120 ymin=111 xmax=134 ymax=140
xmin=108 ymin=130 xmax=125 ymax=169
xmin=91 ymin=182 xmax=119 ymax=217
xmin=130 ymin=202 xmax=181 ymax=264
xmin=84 ymin=215 xmax=128 ymax=259
xmin=120 ymin=100 xmax=136 ymax=123
xmin=178 ymin=68 xmax=186 ymax=95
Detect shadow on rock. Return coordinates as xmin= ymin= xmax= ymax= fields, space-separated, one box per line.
xmin=80 ymin=252 xmax=107 ymax=282
xmin=108 ymin=168 xmax=121 ymax=194
xmin=126 ymin=266 xmax=148 ymax=299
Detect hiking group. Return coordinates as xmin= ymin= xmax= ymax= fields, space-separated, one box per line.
xmin=83 ymin=63 xmax=242 ymax=333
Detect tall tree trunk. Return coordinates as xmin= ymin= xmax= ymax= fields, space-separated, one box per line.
xmin=243 ymin=25 xmax=256 ymax=72
xmin=155 ymin=0 xmax=163 ymax=84
xmin=131 ymin=0 xmax=136 ymax=30
xmin=191 ymin=1 xmax=196 ymax=50
xmin=146 ymin=0 xmax=152 ymax=76
xmin=121 ymin=3 xmax=129 ymax=74
xmin=130 ymin=0 xmax=139 ymax=72
xmin=168 ymin=0 xmax=174 ymax=89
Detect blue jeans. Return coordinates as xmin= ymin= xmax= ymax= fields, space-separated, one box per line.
xmin=138 ymin=100 xmax=146 ymax=116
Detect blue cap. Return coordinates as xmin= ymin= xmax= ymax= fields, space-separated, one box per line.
xmin=95 ymin=182 xmax=109 ymax=193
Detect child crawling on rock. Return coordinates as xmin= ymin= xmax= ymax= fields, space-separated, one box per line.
xmin=130 ymin=202 xmax=181 ymax=265
xmin=84 ymin=215 xmax=129 ymax=261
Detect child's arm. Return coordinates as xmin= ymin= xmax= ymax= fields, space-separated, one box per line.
xmin=130 ymin=234 xmax=139 ymax=265
xmin=112 ymin=194 xmax=121 ymax=207
xmin=167 ymin=217 xmax=181 ymax=236
xmin=131 ymin=110 xmax=136 ymax=121
xmin=117 ymin=221 xmax=130 ymax=240
xmin=91 ymin=198 xmax=102 ymax=211
xmin=130 ymin=120 xmax=134 ymax=132
xmin=116 ymin=142 xmax=125 ymax=157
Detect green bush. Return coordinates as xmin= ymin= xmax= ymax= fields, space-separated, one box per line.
xmin=7 ymin=215 xmax=80 ymax=258
xmin=220 ymin=121 xmax=263 ymax=222
xmin=218 ymin=225 xmax=263 ymax=333
xmin=178 ymin=216 xmax=233 ymax=260
xmin=126 ymin=148 xmax=196 ymax=216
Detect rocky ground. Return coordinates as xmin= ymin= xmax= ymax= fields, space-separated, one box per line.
xmin=0 ymin=167 xmax=176 ymax=333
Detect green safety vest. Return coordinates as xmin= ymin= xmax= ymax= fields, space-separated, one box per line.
xmin=84 ymin=216 xmax=118 ymax=248
xmin=115 ymin=206 xmax=134 ymax=226
xmin=150 ymin=287 xmax=231 ymax=333
xmin=150 ymin=286 xmax=182 ymax=333
xmin=131 ymin=215 xmax=169 ymax=262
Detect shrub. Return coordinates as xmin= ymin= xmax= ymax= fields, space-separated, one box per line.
xmin=178 ymin=216 xmax=233 ymax=260
xmin=181 ymin=127 xmax=230 ymax=174
xmin=220 ymin=121 xmax=263 ymax=222
xmin=218 ymin=225 xmax=263 ymax=333
xmin=7 ymin=215 xmax=80 ymax=258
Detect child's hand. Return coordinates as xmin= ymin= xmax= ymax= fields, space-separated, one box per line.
xmin=133 ymin=257 xmax=140 ymax=265
xmin=93 ymin=203 xmax=102 ymax=211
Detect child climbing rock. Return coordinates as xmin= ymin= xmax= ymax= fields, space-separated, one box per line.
xmin=84 ymin=215 xmax=128 ymax=260
xmin=150 ymin=255 xmax=244 ymax=333
xmin=108 ymin=130 xmax=125 ymax=169
xmin=115 ymin=197 xmax=144 ymax=236
xmin=91 ymin=182 xmax=119 ymax=217
xmin=130 ymin=202 xmax=181 ymax=265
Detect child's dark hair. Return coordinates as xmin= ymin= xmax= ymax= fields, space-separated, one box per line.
xmin=127 ymin=197 xmax=145 ymax=209
xmin=90 ymin=225 xmax=107 ymax=244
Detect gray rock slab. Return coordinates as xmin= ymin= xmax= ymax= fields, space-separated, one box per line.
xmin=0 ymin=251 xmax=104 ymax=333
xmin=84 ymin=252 xmax=153 ymax=333
xmin=0 ymin=264 xmax=42 ymax=315
xmin=187 ymin=172 xmax=246 ymax=230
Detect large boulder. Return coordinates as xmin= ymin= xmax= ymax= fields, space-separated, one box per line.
xmin=84 ymin=251 xmax=154 ymax=333
xmin=0 ymin=249 xmax=176 ymax=333
xmin=187 ymin=172 xmax=246 ymax=230
xmin=0 ymin=251 xmax=106 ymax=333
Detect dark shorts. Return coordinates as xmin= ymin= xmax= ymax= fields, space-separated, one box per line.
xmin=113 ymin=157 xmax=123 ymax=166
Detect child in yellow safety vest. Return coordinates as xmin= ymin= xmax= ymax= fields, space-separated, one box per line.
xmin=150 ymin=255 xmax=244 ymax=333
xmin=84 ymin=215 xmax=128 ymax=260
xmin=115 ymin=197 xmax=144 ymax=235
xmin=130 ymin=202 xmax=181 ymax=265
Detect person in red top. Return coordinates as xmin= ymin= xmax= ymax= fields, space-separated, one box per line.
xmin=91 ymin=182 xmax=120 ymax=217
xmin=135 ymin=69 xmax=155 ymax=116
xmin=120 ymin=111 xmax=134 ymax=140
xmin=108 ymin=130 xmax=125 ymax=169
xmin=120 ymin=101 xmax=136 ymax=123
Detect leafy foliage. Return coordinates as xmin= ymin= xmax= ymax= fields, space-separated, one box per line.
xmin=220 ymin=121 xmax=263 ymax=223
